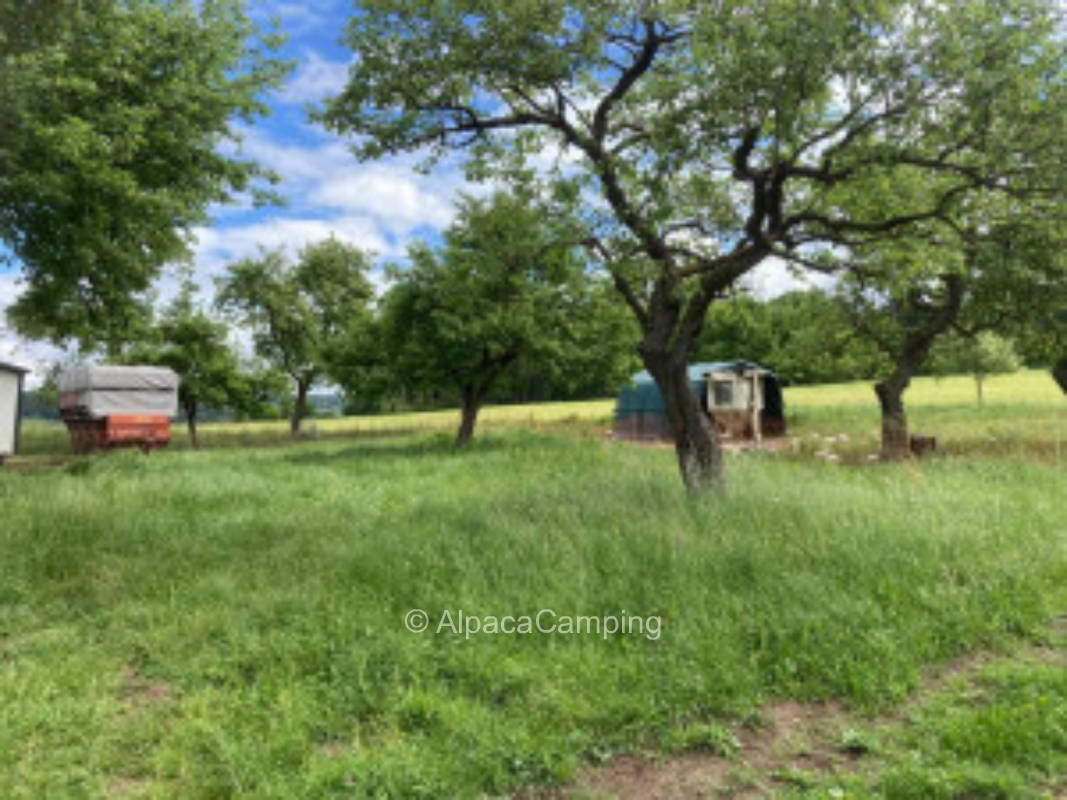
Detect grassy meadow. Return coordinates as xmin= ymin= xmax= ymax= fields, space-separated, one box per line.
xmin=17 ymin=368 xmax=1066 ymax=461
xmin=2 ymin=369 xmax=1065 ymax=798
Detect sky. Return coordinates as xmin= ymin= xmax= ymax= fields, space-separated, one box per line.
xmin=0 ymin=1 xmax=815 ymax=384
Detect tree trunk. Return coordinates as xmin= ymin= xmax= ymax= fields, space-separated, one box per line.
xmin=875 ymin=375 xmax=910 ymax=460
xmin=872 ymin=274 xmax=965 ymax=461
xmin=186 ymin=399 xmax=200 ymax=450
xmin=975 ymin=372 xmax=984 ymax=405
xmin=456 ymin=386 xmax=481 ymax=448
xmin=1053 ymin=355 xmax=1067 ymax=394
xmin=291 ymin=380 xmax=309 ymax=437
xmin=644 ymin=352 xmax=723 ymax=492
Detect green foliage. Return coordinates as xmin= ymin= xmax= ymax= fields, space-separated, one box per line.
xmin=696 ymin=291 xmax=886 ymax=385
xmin=379 ymin=191 xmax=632 ymax=438
xmin=123 ymin=276 xmax=246 ymax=429
xmin=486 ymin=278 xmax=640 ymax=403
xmin=319 ymin=0 xmax=1064 ymax=484
xmin=929 ymin=333 xmax=1021 ymax=380
xmin=0 ymin=0 xmax=289 ymax=349
xmin=319 ymin=0 xmax=1065 ymax=330
xmin=216 ymin=238 xmax=375 ymax=430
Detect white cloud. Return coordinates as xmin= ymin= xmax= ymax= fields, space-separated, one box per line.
xmin=0 ymin=272 xmax=71 ymax=387
xmin=309 ymin=169 xmax=456 ymax=230
xmin=234 ymin=127 xmax=466 ymax=228
xmin=280 ymin=51 xmax=352 ymax=106
xmin=743 ymin=256 xmax=836 ymax=300
xmin=193 ymin=215 xmax=391 ymax=269
xmin=247 ymin=0 xmax=348 ymax=37
xmin=187 ymin=215 xmax=398 ymax=305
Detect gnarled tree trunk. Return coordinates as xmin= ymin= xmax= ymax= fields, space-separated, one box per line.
xmin=874 ymin=274 xmax=966 ymax=461
xmin=638 ymin=277 xmax=726 ymax=492
xmin=645 ymin=352 xmax=723 ymax=491
xmin=875 ymin=374 xmax=911 ymax=460
xmin=452 ymin=349 xmax=517 ymax=448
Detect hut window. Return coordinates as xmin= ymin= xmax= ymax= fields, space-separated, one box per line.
xmin=712 ymin=379 xmax=734 ymax=407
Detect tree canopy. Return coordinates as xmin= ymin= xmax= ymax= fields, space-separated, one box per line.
xmin=122 ymin=275 xmax=246 ymax=449
xmin=216 ymin=238 xmax=375 ymax=435
xmin=0 ymin=0 xmax=288 ymax=350
xmin=380 ymin=191 xmax=622 ymax=445
xmin=321 ymin=0 xmax=1066 ymax=490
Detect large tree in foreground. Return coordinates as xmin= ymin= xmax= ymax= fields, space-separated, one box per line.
xmin=217 ymin=239 xmax=375 ymax=436
xmin=0 ymin=0 xmax=288 ymax=350
xmin=380 ymin=191 xmax=605 ymax=447
xmin=321 ymin=0 xmax=1064 ymax=491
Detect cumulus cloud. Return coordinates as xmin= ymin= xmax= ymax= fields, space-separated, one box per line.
xmin=234 ymin=127 xmax=466 ymax=226
xmin=0 ymin=272 xmax=70 ymax=386
xmin=191 ymin=216 xmax=389 ymax=282
xmin=279 ymin=51 xmax=352 ymax=106
xmin=743 ymin=256 xmax=836 ymax=300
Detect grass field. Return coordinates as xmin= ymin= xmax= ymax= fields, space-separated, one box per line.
xmin=17 ymin=368 xmax=1065 ymax=461
xmin=2 ymin=369 xmax=1065 ymax=798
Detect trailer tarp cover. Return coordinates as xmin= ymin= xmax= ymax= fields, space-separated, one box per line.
xmin=58 ymin=365 xmax=179 ymax=417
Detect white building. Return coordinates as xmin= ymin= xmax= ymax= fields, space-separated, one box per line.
xmin=0 ymin=361 xmax=29 ymax=463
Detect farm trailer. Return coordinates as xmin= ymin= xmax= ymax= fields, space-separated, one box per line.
xmin=58 ymin=365 xmax=179 ymax=454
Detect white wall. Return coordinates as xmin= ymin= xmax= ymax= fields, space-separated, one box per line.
xmin=0 ymin=370 xmax=20 ymax=456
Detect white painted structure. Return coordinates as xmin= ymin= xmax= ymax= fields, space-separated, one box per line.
xmin=0 ymin=361 xmax=28 ymax=461
xmin=703 ymin=365 xmax=769 ymax=442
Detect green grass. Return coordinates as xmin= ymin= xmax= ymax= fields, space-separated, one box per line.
xmin=2 ymin=430 xmax=1066 ymax=798
xmin=784 ymin=369 xmax=1067 ymax=462
xmin=18 ymin=368 xmax=1063 ymax=462
xmin=783 ymin=622 xmax=1067 ymax=800
xmin=16 ymin=399 xmax=616 ymax=457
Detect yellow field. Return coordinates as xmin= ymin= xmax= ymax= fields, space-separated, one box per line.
xmin=786 ymin=368 xmax=1065 ymax=409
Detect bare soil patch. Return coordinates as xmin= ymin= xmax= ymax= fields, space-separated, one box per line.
xmin=117 ymin=664 xmax=174 ymax=726
xmin=530 ymin=622 xmax=1066 ymax=799
xmin=524 ymin=701 xmax=857 ymax=799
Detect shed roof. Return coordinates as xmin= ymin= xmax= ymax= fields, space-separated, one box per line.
xmin=624 ymin=360 xmax=774 ymax=386
xmin=0 ymin=360 xmax=30 ymax=374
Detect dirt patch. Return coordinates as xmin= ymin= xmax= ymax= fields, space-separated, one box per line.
xmin=106 ymin=776 xmax=153 ymax=798
xmin=531 ymin=617 xmax=1067 ymax=799
xmin=117 ymin=665 xmax=174 ymax=725
xmin=526 ymin=701 xmax=858 ymax=799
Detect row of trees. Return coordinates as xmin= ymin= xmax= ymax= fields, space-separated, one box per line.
xmin=103 ymin=192 xmax=637 ymax=448
xmin=4 ymin=1 xmax=1066 ymax=490
xmin=120 ymin=200 xmax=1059 ymax=452
xmin=317 ymin=0 xmax=1066 ymax=482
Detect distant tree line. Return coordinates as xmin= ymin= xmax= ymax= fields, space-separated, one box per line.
xmin=5 ymin=1 xmax=1065 ymax=485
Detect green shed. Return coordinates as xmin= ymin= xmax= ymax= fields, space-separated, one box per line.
xmin=613 ymin=360 xmax=785 ymax=441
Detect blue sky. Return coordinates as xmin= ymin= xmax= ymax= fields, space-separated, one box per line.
xmin=0 ymin=0 xmax=804 ymax=382
xmin=0 ymin=1 xmax=468 ymax=378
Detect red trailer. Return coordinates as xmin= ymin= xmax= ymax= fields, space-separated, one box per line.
xmin=58 ymin=365 xmax=178 ymax=454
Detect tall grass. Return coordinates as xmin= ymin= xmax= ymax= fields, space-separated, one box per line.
xmin=2 ymin=432 xmax=1065 ymax=797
